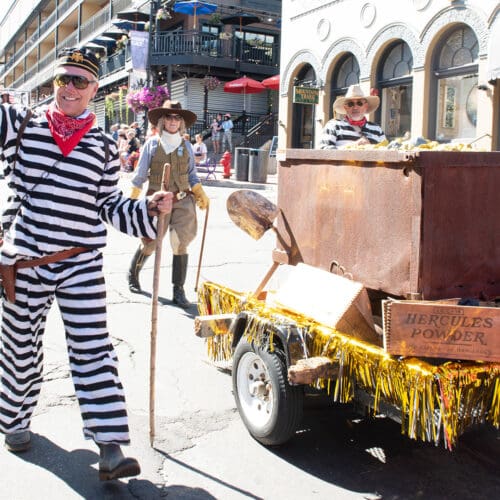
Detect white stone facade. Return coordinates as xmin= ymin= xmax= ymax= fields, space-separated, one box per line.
xmin=279 ymin=0 xmax=500 ymax=150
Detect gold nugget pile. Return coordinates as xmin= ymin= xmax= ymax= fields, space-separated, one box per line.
xmin=341 ymin=132 xmax=483 ymax=151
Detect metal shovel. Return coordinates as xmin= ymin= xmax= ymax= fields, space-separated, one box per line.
xmin=226 ymin=190 xmax=288 ymax=296
xmin=226 ymin=189 xmax=279 ymax=240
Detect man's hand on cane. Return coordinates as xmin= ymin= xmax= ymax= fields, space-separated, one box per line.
xmin=147 ymin=191 xmax=174 ymax=216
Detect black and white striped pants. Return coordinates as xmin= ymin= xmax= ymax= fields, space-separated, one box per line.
xmin=0 ymin=251 xmax=130 ymax=445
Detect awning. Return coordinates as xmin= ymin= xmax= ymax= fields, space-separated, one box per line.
xmin=488 ymin=28 xmax=500 ymax=81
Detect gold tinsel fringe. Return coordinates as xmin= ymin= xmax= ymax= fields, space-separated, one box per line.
xmin=197 ymin=281 xmax=500 ymax=448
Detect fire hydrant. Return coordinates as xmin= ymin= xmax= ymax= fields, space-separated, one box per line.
xmin=221 ymin=150 xmax=232 ymax=179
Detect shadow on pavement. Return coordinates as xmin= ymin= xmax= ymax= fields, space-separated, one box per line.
xmin=13 ymin=433 xmax=167 ymax=498
xmin=136 ymin=290 xmax=199 ymax=318
xmin=266 ymin=403 xmax=500 ymax=500
xmin=16 ymin=433 xmax=156 ymax=499
xmin=154 ymin=448 xmax=261 ymax=500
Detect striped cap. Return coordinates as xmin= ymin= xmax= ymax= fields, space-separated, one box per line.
xmin=55 ymin=48 xmax=100 ymax=78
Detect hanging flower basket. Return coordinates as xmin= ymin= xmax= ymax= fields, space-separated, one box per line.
xmin=105 ymin=96 xmax=115 ymax=120
xmin=204 ymin=76 xmax=220 ymax=91
xmin=156 ymin=8 xmax=171 ymax=21
xmin=116 ymin=35 xmax=129 ymax=52
xmin=126 ymin=86 xmax=170 ymax=114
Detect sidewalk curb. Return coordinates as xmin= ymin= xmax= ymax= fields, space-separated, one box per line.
xmin=198 ymin=166 xmax=277 ymax=191
xmin=200 ymin=177 xmax=277 ymax=191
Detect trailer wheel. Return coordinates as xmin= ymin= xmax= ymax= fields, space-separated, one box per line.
xmin=232 ymin=338 xmax=303 ymax=445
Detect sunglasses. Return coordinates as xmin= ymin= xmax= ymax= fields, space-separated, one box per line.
xmin=345 ymin=100 xmax=367 ymax=108
xmin=54 ymin=74 xmax=97 ymax=90
xmin=165 ymin=114 xmax=182 ymax=121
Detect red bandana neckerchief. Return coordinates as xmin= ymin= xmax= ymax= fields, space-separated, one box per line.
xmin=347 ymin=116 xmax=367 ymax=128
xmin=46 ymin=102 xmax=96 ymax=157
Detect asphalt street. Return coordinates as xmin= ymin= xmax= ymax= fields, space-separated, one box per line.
xmin=0 ymin=171 xmax=499 ymax=499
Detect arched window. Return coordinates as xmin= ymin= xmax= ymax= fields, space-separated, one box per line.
xmin=377 ymin=41 xmax=413 ymax=138
xmin=292 ymin=64 xmax=318 ymax=148
xmin=335 ymin=54 xmax=360 ymax=88
xmin=329 ymin=54 xmax=360 ymax=119
xmin=432 ymin=25 xmax=479 ymax=142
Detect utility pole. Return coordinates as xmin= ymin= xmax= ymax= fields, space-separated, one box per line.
xmin=144 ymin=0 xmax=160 ymax=136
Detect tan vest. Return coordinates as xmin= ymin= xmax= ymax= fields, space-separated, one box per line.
xmin=148 ymin=141 xmax=190 ymax=193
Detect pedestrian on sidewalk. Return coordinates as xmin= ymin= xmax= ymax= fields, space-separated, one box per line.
xmin=0 ymin=48 xmax=174 ymax=481
xmin=128 ymin=100 xmax=210 ymax=308
xmin=193 ymin=133 xmax=208 ymax=166
xmin=210 ymin=114 xmax=222 ymax=154
xmin=221 ymin=113 xmax=233 ymax=152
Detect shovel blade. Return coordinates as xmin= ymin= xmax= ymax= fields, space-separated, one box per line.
xmin=227 ymin=190 xmax=279 ymax=240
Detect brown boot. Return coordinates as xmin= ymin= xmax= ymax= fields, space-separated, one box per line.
xmin=172 ymin=254 xmax=190 ymax=308
xmin=128 ymin=247 xmax=149 ymax=293
xmin=5 ymin=430 xmax=31 ymax=453
xmin=98 ymin=443 xmax=141 ymax=481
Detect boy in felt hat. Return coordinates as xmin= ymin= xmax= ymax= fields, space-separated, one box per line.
xmin=0 ymin=47 xmax=174 ymax=480
xmin=319 ymin=84 xmax=386 ymax=149
xmin=128 ymin=100 xmax=209 ymax=309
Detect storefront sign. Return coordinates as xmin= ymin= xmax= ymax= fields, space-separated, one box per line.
xmin=293 ymin=86 xmax=319 ymax=105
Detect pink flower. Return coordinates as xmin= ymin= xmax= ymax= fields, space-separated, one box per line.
xmin=126 ymin=86 xmax=170 ymax=113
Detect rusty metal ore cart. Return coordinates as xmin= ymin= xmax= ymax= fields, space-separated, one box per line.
xmin=197 ymin=149 xmax=500 ymax=449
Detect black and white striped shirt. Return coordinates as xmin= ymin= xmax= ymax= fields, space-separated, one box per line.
xmin=0 ymin=104 xmax=156 ymax=262
xmin=319 ymin=118 xmax=386 ymax=149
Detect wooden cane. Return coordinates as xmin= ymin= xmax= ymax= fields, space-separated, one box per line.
xmin=149 ymin=163 xmax=171 ymax=447
xmin=194 ymin=203 xmax=210 ymax=293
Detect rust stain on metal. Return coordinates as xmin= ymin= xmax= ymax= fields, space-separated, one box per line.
xmin=275 ymin=150 xmax=500 ymax=300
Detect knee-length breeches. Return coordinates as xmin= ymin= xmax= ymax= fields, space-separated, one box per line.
xmin=142 ymin=194 xmax=197 ymax=256
xmin=0 ymin=251 xmax=130 ymax=445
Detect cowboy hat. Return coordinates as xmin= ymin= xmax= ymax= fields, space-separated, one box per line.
xmin=148 ymin=100 xmax=197 ymax=128
xmin=333 ymin=84 xmax=380 ymax=114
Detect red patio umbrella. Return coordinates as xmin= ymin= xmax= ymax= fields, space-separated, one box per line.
xmin=223 ymin=76 xmax=266 ymax=111
xmin=262 ymin=74 xmax=280 ymax=90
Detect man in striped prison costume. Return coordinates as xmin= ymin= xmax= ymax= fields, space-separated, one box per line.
xmin=319 ymin=84 xmax=386 ymax=149
xmin=0 ymin=48 xmax=173 ymax=481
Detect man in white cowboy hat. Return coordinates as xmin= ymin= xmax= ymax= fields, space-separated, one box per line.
xmin=319 ymin=84 xmax=386 ymax=149
xmin=128 ymin=100 xmax=209 ymax=308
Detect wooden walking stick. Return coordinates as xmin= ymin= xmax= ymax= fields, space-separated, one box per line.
xmin=194 ymin=203 xmax=209 ymax=293
xmin=149 ymin=163 xmax=171 ymax=447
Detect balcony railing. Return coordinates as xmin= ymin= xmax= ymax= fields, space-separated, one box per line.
xmin=99 ymin=46 xmax=130 ymax=77
xmin=4 ymin=0 xmax=75 ymax=73
xmin=2 ymin=0 xmax=125 ymax=78
xmin=97 ymin=30 xmax=279 ymax=80
xmin=152 ymin=31 xmax=279 ymax=67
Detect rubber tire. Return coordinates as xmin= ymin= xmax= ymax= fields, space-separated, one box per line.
xmin=232 ymin=338 xmax=304 ymax=446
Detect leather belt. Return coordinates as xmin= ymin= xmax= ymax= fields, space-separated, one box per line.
xmin=16 ymin=247 xmax=90 ymax=269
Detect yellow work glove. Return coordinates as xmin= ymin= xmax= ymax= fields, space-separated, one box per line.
xmin=129 ymin=186 xmax=142 ymax=199
xmin=192 ymin=183 xmax=209 ymax=210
